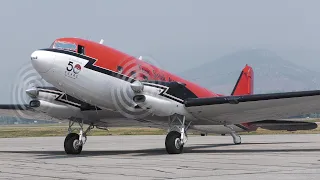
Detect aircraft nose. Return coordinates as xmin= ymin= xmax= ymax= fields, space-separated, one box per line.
xmin=31 ymin=50 xmax=55 ymax=73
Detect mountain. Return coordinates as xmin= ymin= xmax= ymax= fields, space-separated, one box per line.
xmin=179 ymin=49 xmax=320 ymax=94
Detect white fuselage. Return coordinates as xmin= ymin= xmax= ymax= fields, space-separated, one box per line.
xmin=31 ymin=49 xmax=191 ymax=119
xmin=36 ymin=50 xmax=117 ymax=109
xmin=30 ymin=49 xmax=248 ymax=134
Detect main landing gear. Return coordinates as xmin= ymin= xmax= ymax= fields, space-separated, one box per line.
xmin=225 ymin=125 xmax=242 ymax=145
xmin=165 ymin=114 xmax=190 ymax=154
xmin=230 ymin=132 xmax=242 ymax=144
xmin=64 ymin=121 xmax=94 ymax=154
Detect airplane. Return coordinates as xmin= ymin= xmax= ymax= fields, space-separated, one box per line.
xmin=1 ymin=37 xmax=320 ymax=155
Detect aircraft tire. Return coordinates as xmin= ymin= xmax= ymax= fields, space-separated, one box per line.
xmin=165 ymin=131 xmax=183 ymax=154
xmin=64 ymin=133 xmax=83 ymax=154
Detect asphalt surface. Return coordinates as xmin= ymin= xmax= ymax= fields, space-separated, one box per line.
xmin=0 ymin=134 xmax=320 ymax=180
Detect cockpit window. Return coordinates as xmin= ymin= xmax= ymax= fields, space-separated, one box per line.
xmin=51 ymin=41 xmax=77 ymax=51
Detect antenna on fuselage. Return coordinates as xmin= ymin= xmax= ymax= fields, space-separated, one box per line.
xmin=99 ymin=39 xmax=104 ymax=44
xmin=138 ymin=56 xmax=143 ymax=60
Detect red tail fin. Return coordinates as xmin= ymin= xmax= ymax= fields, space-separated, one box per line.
xmin=231 ymin=64 xmax=254 ymax=96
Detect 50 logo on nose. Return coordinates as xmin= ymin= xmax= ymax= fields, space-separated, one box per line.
xmin=65 ymin=61 xmax=81 ymax=79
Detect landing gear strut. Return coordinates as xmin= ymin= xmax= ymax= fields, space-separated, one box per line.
xmin=230 ymin=132 xmax=242 ymax=145
xmin=64 ymin=120 xmax=94 ymax=154
xmin=165 ymin=114 xmax=190 ymax=154
xmin=225 ymin=125 xmax=242 ymax=145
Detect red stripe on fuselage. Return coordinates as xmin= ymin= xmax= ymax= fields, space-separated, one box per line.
xmin=55 ymin=37 xmax=219 ymax=98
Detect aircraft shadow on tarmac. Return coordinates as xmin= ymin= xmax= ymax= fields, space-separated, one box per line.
xmin=0 ymin=141 xmax=319 ymax=159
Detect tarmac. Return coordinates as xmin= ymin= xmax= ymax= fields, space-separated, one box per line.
xmin=0 ymin=134 xmax=320 ymax=180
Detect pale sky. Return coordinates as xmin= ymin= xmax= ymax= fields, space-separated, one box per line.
xmin=1 ymin=0 xmax=320 ymax=103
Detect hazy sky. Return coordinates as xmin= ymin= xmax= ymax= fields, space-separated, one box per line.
xmin=1 ymin=0 xmax=320 ymax=103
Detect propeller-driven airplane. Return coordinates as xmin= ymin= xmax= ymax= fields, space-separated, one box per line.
xmin=1 ymin=37 xmax=320 ymax=154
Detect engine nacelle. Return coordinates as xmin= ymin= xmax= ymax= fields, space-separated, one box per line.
xmin=29 ymin=100 xmax=81 ymax=119
xmin=133 ymin=94 xmax=184 ymax=116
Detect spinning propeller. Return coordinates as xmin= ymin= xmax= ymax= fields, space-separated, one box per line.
xmin=10 ymin=62 xmax=50 ymax=120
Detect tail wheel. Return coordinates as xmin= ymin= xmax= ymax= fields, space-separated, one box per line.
xmin=165 ymin=131 xmax=183 ymax=154
xmin=64 ymin=133 xmax=83 ymax=154
xmin=201 ymin=133 xmax=207 ymax=136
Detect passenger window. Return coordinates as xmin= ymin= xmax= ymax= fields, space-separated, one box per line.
xmin=117 ymin=66 xmax=123 ymax=73
xmin=78 ymin=45 xmax=85 ymax=55
xmin=130 ymin=71 xmax=136 ymax=77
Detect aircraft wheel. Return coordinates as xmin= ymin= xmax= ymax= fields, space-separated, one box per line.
xmin=232 ymin=134 xmax=242 ymax=145
xmin=234 ymin=136 xmax=242 ymax=145
xmin=64 ymin=133 xmax=83 ymax=154
xmin=165 ymin=131 xmax=183 ymax=154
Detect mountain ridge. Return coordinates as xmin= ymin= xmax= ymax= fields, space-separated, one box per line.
xmin=179 ymin=49 xmax=320 ymax=94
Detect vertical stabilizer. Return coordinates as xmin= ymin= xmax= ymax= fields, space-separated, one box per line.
xmin=231 ymin=64 xmax=254 ymax=96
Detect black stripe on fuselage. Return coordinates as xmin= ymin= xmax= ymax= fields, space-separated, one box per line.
xmin=41 ymin=48 xmax=199 ymax=104
xmin=38 ymin=88 xmax=82 ymax=108
xmin=142 ymin=81 xmax=197 ymax=103
xmin=41 ymin=48 xmax=135 ymax=83
xmin=37 ymin=86 xmax=101 ymax=111
xmin=142 ymin=83 xmax=184 ymax=104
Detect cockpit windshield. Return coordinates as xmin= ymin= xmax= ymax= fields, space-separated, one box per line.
xmin=50 ymin=41 xmax=77 ymax=51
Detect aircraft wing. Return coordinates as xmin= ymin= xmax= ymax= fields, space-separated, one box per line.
xmin=184 ymin=90 xmax=320 ymax=125
xmin=0 ymin=104 xmax=170 ymax=128
xmin=0 ymin=104 xmax=57 ymax=121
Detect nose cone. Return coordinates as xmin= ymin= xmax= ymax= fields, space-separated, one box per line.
xmin=26 ymin=87 xmax=39 ymax=98
xmin=31 ymin=50 xmax=55 ymax=73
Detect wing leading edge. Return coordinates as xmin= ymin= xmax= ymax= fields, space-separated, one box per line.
xmin=184 ymin=90 xmax=320 ymax=125
xmin=0 ymin=104 xmax=57 ymax=121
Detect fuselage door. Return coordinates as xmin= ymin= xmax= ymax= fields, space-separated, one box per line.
xmin=78 ymin=45 xmax=85 ymax=55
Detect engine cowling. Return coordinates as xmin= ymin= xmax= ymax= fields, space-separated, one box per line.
xmin=133 ymin=94 xmax=182 ymax=116
xmin=29 ymin=100 xmax=81 ymax=119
